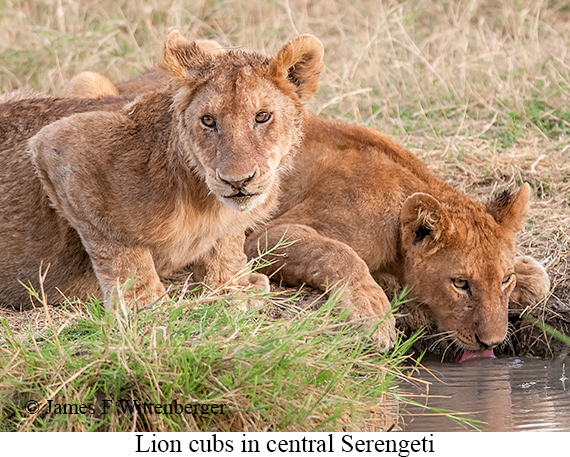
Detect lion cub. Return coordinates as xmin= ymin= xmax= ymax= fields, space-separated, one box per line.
xmin=0 ymin=31 xmax=324 ymax=310
xmin=54 ymin=41 xmax=551 ymax=355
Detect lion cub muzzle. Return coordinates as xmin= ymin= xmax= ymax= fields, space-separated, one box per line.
xmin=211 ymin=166 xmax=271 ymax=212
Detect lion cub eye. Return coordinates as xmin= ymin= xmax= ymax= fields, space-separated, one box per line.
xmin=255 ymin=111 xmax=271 ymax=124
xmin=452 ymin=278 xmax=469 ymax=291
xmin=201 ymin=115 xmax=216 ymax=128
xmin=502 ymin=274 xmax=514 ymax=287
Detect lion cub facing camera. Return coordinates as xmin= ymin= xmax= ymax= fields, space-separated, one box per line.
xmin=0 ymin=31 xmax=324 ymax=309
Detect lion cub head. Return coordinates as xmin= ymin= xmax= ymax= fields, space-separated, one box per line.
xmin=400 ymin=184 xmax=531 ymax=353
xmin=160 ymin=31 xmax=323 ymax=212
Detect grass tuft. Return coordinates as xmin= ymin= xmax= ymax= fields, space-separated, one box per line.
xmin=0 ymin=289 xmax=410 ymax=432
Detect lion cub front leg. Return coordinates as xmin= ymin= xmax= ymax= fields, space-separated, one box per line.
xmin=345 ymin=275 xmax=397 ymax=353
xmin=84 ymin=238 xmax=167 ymax=311
xmin=192 ymin=234 xmax=270 ymax=310
xmin=246 ymin=223 xmax=397 ymax=352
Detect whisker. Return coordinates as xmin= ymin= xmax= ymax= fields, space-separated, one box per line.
xmin=424 ymin=330 xmax=454 ymax=352
xmin=440 ymin=335 xmax=459 ymax=362
xmin=441 ymin=342 xmax=452 ymax=363
xmin=426 ymin=330 xmax=454 ymax=339
xmin=428 ymin=333 xmax=453 ymax=352
xmin=499 ymin=322 xmax=516 ymax=355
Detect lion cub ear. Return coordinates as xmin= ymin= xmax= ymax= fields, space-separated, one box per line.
xmin=486 ymin=183 xmax=530 ymax=233
xmin=160 ymin=30 xmax=210 ymax=82
xmin=269 ymin=34 xmax=324 ymax=102
xmin=401 ymin=193 xmax=450 ymax=246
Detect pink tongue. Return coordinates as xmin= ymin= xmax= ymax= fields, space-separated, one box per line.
xmin=456 ymin=349 xmax=496 ymax=363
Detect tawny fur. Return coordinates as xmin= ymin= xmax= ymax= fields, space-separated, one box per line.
xmin=25 ymin=40 xmax=551 ymax=353
xmin=0 ymin=32 xmax=324 ymax=311
xmin=0 ymin=90 xmax=137 ymax=309
xmin=63 ymin=71 xmax=120 ymax=98
xmin=247 ymin=115 xmax=551 ymax=353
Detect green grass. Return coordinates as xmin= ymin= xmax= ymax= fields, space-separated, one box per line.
xmin=487 ymin=97 xmax=570 ymax=149
xmin=0 ymin=289 xmax=413 ymax=432
xmin=523 ymin=314 xmax=570 ymax=347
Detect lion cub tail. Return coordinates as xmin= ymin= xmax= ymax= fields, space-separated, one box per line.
xmin=62 ymin=71 xmax=120 ymax=99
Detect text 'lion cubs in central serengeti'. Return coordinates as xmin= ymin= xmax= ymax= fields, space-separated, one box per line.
xmin=0 ymin=31 xmax=323 ymax=311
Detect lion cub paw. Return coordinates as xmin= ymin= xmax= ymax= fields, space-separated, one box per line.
xmin=231 ymin=272 xmax=271 ymax=311
xmin=510 ymin=256 xmax=551 ymax=310
xmin=347 ymin=282 xmax=397 ymax=352
xmin=104 ymin=280 xmax=169 ymax=312
xmin=371 ymin=314 xmax=397 ymax=353
xmin=237 ymin=272 xmax=271 ymax=294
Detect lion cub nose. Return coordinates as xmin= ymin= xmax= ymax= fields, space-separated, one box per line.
xmin=217 ymin=170 xmax=255 ymax=190
xmin=476 ymin=333 xmax=504 ymax=349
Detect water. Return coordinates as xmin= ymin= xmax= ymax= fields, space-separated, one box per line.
xmin=401 ymin=356 xmax=570 ymax=431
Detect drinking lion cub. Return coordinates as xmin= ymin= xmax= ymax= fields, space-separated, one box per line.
xmin=0 ymin=31 xmax=324 ymax=310
xmin=247 ymin=115 xmax=550 ymax=358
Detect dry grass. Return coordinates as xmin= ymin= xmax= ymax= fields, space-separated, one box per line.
xmin=1 ymin=0 xmax=569 ymax=428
